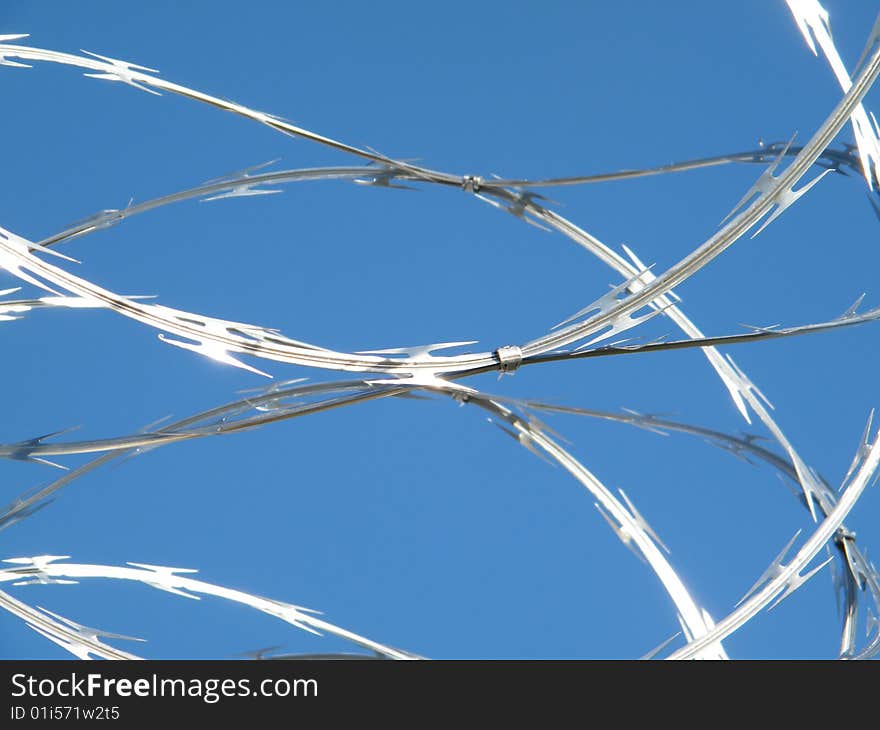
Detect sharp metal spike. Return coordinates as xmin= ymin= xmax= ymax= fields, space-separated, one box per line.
xmin=737 ymin=530 xmax=802 ymax=606
xmin=640 ymin=631 xmax=681 ymax=660
xmin=552 ymin=267 xmax=655 ymax=331
xmin=750 ymin=169 xmax=833 ymax=238
xmin=722 ymin=133 xmax=797 ymax=223
xmin=203 ymin=159 xmax=280 ymax=185
xmin=201 ymin=183 xmax=282 ymax=202
xmin=768 ymin=556 xmax=834 ymax=611
xmin=842 ymin=409 xmax=875 ymax=486
xmin=357 ymin=341 xmax=478 ymax=359
xmin=158 ymin=335 xmax=271 ymax=378
xmin=618 ymin=488 xmax=670 ymax=554
xmin=593 ymin=502 xmax=646 ymax=565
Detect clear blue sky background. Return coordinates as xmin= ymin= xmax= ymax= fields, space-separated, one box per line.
xmin=1 ymin=0 xmax=879 ymax=659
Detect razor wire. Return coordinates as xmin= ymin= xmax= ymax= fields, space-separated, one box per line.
xmin=1 ymin=2 xmax=879 ymax=659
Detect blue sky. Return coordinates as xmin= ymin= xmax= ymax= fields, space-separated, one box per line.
xmin=1 ymin=0 xmax=880 ymax=659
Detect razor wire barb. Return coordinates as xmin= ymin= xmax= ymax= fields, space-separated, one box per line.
xmin=1 ymin=0 xmax=880 ymax=659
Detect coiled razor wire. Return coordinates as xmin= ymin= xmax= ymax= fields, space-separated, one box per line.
xmin=1 ymin=1 xmax=880 ymax=658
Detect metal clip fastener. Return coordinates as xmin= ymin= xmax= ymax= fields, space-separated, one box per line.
xmin=462 ymin=175 xmax=483 ymax=193
xmin=494 ymin=345 xmax=523 ymax=374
